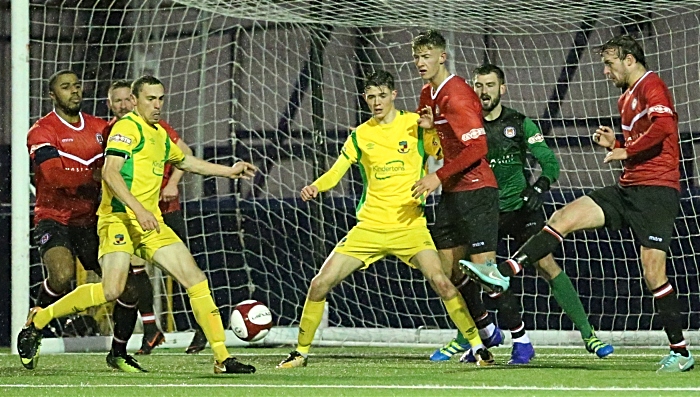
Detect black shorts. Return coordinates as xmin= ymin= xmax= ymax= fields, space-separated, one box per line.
xmin=498 ymin=206 xmax=546 ymax=247
xmin=163 ymin=210 xmax=187 ymax=241
xmin=587 ymin=184 xmax=679 ymax=252
xmin=430 ymin=187 xmax=499 ymax=253
xmin=34 ymin=219 xmax=101 ymax=274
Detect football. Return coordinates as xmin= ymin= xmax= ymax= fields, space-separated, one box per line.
xmin=230 ymin=300 xmax=273 ymax=342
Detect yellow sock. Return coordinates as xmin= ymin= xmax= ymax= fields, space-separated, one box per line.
xmin=443 ymin=295 xmax=483 ymax=347
xmin=187 ymin=280 xmax=229 ymax=363
xmin=34 ymin=283 xmax=107 ymax=329
xmin=296 ymin=298 xmax=325 ymax=354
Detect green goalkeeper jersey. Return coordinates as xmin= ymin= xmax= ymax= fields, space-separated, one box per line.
xmin=485 ymin=106 xmax=560 ymax=212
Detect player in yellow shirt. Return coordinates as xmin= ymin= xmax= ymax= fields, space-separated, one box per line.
xmin=277 ymin=70 xmax=494 ymax=369
xmin=18 ymin=75 xmax=258 ymax=375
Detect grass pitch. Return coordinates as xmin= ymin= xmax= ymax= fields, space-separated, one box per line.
xmin=1 ymin=346 xmax=698 ymax=396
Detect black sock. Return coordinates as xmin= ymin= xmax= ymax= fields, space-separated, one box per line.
xmin=36 ymin=279 xmax=64 ymax=308
xmin=133 ymin=270 xmax=159 ymax=335
xmin=491 ymin=289 xmax=523 ymax=331
xmin=111 ymin=298 xmax=138 ymax=357
xmin=653 ymin=283 xmax=688 ymax=356
xmin=499 ymin=225 xmax=564 ymax=276
xmin=457 ymin=277 xmax=489 ymax=323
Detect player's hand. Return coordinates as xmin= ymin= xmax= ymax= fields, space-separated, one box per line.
xmin=135 ymin=209 xmax=160 ymax=233
xmin=412 ymin=173 xmax=441 ymax=199
xmin=520 ymin=176 xmax=550 ymax=212
xmin=604 ymin=148 xmax=628 ymax=163
xmin=230 ymin=161 xmax=258 ymax=179
xmin=593 ymin=126 xmax=617 ymax=149
xmin=160 ymin=183 xmax=179 ymax=202
xmin=418 ymin=105 xmax=435 ymax=129
xmin=300 ymin=185 xmax=319 ymax=201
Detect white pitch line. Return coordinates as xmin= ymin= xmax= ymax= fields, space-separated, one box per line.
xmin=1 ymin=384 xmax=699 ymax=391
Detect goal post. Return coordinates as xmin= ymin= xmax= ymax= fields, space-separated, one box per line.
xmin=11 ymin=0 xmax=700 ymax=352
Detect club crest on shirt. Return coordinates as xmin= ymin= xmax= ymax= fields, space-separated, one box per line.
xmin=114 ymin=234 xmax=126 ymax=245
xmin=96 ymin=133 xmax=103 ymax=145
xmin=398 ymin=141 xmax=409 ymax=154
xmin=504 ymin=126 xmax=516 ymax=138
xmin=631 ymin=97 xmax=638 ymax=110
xmin=434 ymin=105 xmax=440 ymax=116
xmin=39 ymin=233 xmax=51 ymax=245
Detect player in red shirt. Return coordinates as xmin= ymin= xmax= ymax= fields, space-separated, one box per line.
xmin=27 ymin=70 xmax=107 ymax=333
xmin=106 ymin=80 xmax=205 ymax=356
xmin=409 ymin=30 xmax=509 ymax=365
xmin=465 ymin=35 xmax=693 ymax=373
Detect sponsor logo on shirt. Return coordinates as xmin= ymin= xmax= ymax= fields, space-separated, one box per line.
xmin=398 ymin=141 xmax=409 ymax=154
xmin=373 ymin=160 xmax=405 ymax=180
xmin=527 ymin=133 xmax=544 ymax=145
xmin=631 ymin=97 xmax=638 ymax=110
xmin=461 ymin=128 xmax=485 ymax=142
xmin=39 ymin=233 xmax=51 ymax=245
xmin=114 ymin=234 xmax=126 ymax=245
xmin=152 ymin=160 xmax=164 ymax=176
xmin=61 ymin=138 xmax=74 ymax=143
xmin=648 ymin=104 xmax=673 ymax=115
xmin=503 ymin=126 xmax=516 ymax=138
xmin=108 ymin=134 xmax=132 ymax=145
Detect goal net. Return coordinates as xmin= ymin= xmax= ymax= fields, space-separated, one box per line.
xmin=20 ymin=0 xmax=699 ymax=349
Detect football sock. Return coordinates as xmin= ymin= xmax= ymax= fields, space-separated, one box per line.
xmin=479 ymin=322 xmax=496 ymax=340
xmin=511 ymin=322 xmax=529 ymax=343
xmin=457 ymin=277 xmax=488 ymax=321
xmin=111 ymin=298 xmax=138 ymax=357
xmin=499 ymin=225 xmax=564 ymax=277
xmin=652 ymin=282 xmax=688 ymax=356
xmin=443 ymin=295 xmax=482 ymax=348
xmin=132 ymin=269 xmax=158 ymax=334
xmin=549 ymin=272 xmax=593 ymax=339
xmin=187 ymin=280 xmax=229 ymax=363
xmin=491 ymin=289 xmax=523 ymax=331
xmin=34 ymin=283 xmax=107 ymax=330
xmin=296 ymin=298 xmax=325 ymax=355
xmin=35 ymin=279 xmax=64 ymax=308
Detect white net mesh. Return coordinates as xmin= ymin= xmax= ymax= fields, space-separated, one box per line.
xmin=27 ymin=0 xmax=700 ymax=344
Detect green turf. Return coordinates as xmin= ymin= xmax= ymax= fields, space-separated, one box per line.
xmin=0 ymin=346 xmax=697 ymax=396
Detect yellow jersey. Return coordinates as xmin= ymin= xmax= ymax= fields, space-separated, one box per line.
xmin=313 ymin=110 xmax=442 ymax=230
xmin=98 ymin=111 xmax=185 ymax=220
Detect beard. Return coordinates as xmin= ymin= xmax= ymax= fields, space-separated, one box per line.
xmin=481 ymin=94 xmax=501 ymax=112
xmin=56 ymin=97 xmax=81 ymax=116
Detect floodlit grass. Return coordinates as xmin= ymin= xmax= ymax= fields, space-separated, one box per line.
xmin=1 ymin=346 xmax=698 ymax=396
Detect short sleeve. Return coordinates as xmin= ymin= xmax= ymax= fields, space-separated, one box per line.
xmin=27 ymin=125 xmax=56 ymax=159
xmin=167 ymin=137 xmax=186 ymax=164
xmin=105 ymin=119 xmax=141 ymax=157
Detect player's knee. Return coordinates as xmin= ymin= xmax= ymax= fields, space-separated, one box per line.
xmin=48 ymin=271 xmax=74 ymax=294
xmin=308 ymin=275 xmax=332 ymax=301
xmin=103 ymin=282 xmax=127 ymax=302
xmin=430 ymin=274 xmax=456 ymax=300
xmin=118 ymin=274 xmax=140 ymax=305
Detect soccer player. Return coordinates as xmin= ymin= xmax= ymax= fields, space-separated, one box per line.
xmin=431 ymin=64 xmax=612 ymax=363
xmin=409 ymin=30 xmax=510 ymax=360
xmin=25 ymin=71 xmax=147 ymax=372
xmin=18 ymin=75 xmax=259 ymax=375
xmin=106 ymin=81 xmax=207 ymax=355
xmin=464 ymin=35 xmax=694 ymax=373
xmin=276 ymin=70 xmax=495 ymax=369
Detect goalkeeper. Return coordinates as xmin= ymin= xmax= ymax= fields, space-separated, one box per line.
xmin=277 ymin=70 xmax=495 ymax=369
xmin=432 ymin=64 xmax=613 ymax=363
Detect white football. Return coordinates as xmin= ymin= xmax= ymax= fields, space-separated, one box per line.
xmin=230 ymin=300 xmax=273 ymax=342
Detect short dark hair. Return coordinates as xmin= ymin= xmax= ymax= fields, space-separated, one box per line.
xmin=599 ymin=34 xmax=647 ymax=68
xmin=364 ymin=70 xmax=395 ymax=91
xmin=47 ymin=70 xmax=78 ymax=93
xmin=473 ymin=64 xmax=506 ymax=84
xmin=411 ymin=29 xmax=446 ymax=52
xmin=131 ymin=75 xmax=164 ymax=97
xmin=109 ymin=80 xmax=131 ymax=92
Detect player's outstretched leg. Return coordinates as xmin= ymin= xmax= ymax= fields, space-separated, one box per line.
xmin=131 ymin=266 xmax=165 ymax=355
xmin=276 ymin=298 xmax=323 ymax=369
xmin=458 ymin=259 xmax=510 ymax=293
xmin=17 ymin=307 xmax=43 ymax=370
xmin=108 ymin=274 xmax=148 ymax=372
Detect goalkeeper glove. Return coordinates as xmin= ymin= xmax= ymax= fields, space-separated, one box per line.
xmin=520 ymin=176 xmax=550 ymax=212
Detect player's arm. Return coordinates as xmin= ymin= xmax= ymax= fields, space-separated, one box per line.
xmin=174 ymin=154 xmax=257 ymax=180
xmin=28 ymin=129 xmax=98 ymax=188
xmin=302 ymin=135 xmax=356 ymax=201
xmin=102 ymin=153 xmax=160 ymax=231
xmin=161 ymin=139 xmax=192 ymax=202
xmin=520 ymin=117 xmax=559 ymax=211
xmin=434 ymin=95 xmax=487 ymax=180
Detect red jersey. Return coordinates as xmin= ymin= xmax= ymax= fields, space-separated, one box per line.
xmin=103 ymin=117 xmax=183 ymax=214
xmin=617 ymin=71 xmax=680 ymax=191
xmin=28 ymin=111 xmax=108 ymax=226
xmin=419 ymin=75 xmax=498 ymax=192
